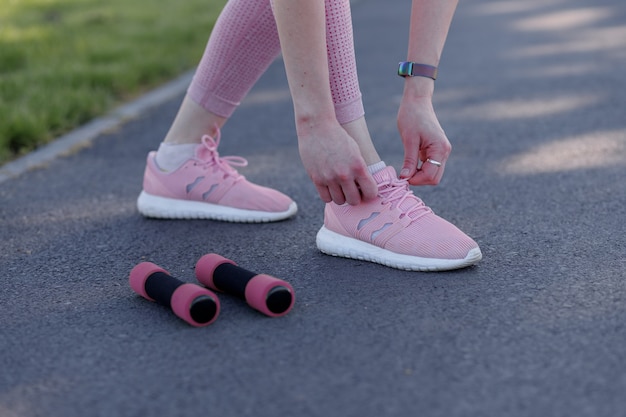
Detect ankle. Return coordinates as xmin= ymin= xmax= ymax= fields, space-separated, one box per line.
xmin=341 ymin=117 xmax=381 ymax=164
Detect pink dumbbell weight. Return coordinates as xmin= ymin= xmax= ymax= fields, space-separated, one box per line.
xmin=195 ymin=254 xmax=295 ymax=317
xmin=129 ymin=262 xmax=220 ymax=327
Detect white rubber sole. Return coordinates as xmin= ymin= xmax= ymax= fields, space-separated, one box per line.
xmin=137 ymin=191 xmax=298 ymax=223
xmin=316 ymin=226 xmax=482 ymax=272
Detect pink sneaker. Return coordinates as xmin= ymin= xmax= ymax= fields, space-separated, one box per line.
xmin=316 ymin=166 xmax=482 ymax=271
xmin=137 ymin=134 xmax=297 ymax=222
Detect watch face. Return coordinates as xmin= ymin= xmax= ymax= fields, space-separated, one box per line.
xmin=398 ymin=61 xmax=413 ymax=77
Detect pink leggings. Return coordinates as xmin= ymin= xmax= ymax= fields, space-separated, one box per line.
xmin=187 ymin=0 xmax=364 ymax=125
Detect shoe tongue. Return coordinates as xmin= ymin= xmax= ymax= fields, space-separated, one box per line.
xmin=371 ymin=166 xmax=398 ymax=184
xmin=194 ymin=142 xmax=240 ymax=175
xmin=195 ymin=143 xmax=221 ymax=165
xmin=195 ymin=143 xmax=212 ymax=160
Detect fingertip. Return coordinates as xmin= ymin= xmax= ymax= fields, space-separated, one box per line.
xmin=316 ymin=186 xmax=333 ymax=203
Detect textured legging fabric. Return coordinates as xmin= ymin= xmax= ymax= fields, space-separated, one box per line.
xmin=187 ymin=0 xmax=364 ymax=124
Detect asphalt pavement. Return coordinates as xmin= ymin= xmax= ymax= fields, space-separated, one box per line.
xmin=1 ymin=0 xmax=625 ymax=416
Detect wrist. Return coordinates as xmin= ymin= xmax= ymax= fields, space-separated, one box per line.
xmin=403 ymin=76 xmax=435 ymax=100
xmin=295 ymin=111 xmax=338 ymax=137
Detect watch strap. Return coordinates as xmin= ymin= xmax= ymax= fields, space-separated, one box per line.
xmin=397 ymin=61 xmax=438 ymax=80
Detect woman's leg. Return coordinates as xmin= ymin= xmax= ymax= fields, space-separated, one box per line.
xmin=164 ymin=0 xmax=376 ymax=155
xmin=163 ymin=0 xmax=282 ymax=145
xmin=138 ymin=0 xmax=297 ymax=222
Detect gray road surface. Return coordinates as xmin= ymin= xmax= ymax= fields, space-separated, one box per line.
xmin=1 ymin=0 xmax=625 ymax=416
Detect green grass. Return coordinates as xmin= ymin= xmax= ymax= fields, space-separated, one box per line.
xmin=0 ymin=0 xmax=226 ymax=164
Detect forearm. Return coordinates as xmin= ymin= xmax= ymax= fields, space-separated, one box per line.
xmin=404 ymin=0 xmax=459 ymax=98
xmin=272 ymin=0 xmax=337 ymax=134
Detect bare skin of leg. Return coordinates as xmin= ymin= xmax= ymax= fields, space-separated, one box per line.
xmin=341 ymin=116 xmax=381 ymax=166
xmin=163 ymin=96 xmax=227 ymax=144
xmin=163 ymin=96 xmax=382 ymax=171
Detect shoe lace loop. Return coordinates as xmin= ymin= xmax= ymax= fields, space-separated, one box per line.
xmin=378 ymin=176 xmax=431 ymax=220
xmin=199 ymin=131 xmax=248 ymax=173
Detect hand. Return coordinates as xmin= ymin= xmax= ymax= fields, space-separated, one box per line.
xmin=297 ymin=121 xmax=378 ymax=206
xmin=397 ymin=95 xmax=452 ymax=186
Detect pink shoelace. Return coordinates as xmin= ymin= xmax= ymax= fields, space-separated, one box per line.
xmin=377 ymin=176 xmax=432 ymax=221
xmin=197 ymin=131 xmax=247 ymax=178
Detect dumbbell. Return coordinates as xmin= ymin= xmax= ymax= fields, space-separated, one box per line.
xmin=195 ymin=254 xmax=294 ymax=317
xmin=129 ymin=262 xmax=220 ymax=327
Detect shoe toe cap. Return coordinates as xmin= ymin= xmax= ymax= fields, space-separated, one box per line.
xmin=388 ymin=215 xmax=480 ymax=260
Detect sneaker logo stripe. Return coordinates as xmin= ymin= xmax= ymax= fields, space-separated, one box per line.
xmin=186 ymin=176 xmax=205 ymax=194
xmin=357 ymin=212 xmax=380 ymax=230
xmin=371 ymin=223 xmax=393 ymax=242
xmin=202 ymin=184 xmax=219 ymax=201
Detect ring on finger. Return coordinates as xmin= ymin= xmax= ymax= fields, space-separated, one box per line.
xmin=426 ymin=158 xmax=442 ymax=167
